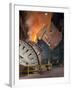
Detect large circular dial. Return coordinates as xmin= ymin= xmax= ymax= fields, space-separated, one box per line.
xmin=19 ymin=40 xmax=40 ymax=66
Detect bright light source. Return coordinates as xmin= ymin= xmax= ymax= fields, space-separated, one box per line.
xmin=45 ymin=13 xmax=48 ymax=16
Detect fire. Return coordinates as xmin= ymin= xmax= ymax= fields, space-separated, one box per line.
xmin=32 ymin=34 xmax=37 ymax=42
xmin=26 ymin=12 xmax=52 ymax=43
xmin=28 ymin=28 xmax=39 ymax=43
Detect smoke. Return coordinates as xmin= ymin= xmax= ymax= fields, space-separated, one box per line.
xmin=26 ymin=12 xmax=52 ymax=42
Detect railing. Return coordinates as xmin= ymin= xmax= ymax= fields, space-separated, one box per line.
xmin=20 ymin=64 xmax=52 ymax=76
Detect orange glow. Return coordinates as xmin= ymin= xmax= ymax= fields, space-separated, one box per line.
xmin=28 ymin=27 xmax=40 ymax=43
xmin=26 ymin=12 xmax=52 ymax=43
xmin=31 ymin=34 xmax=37 ymax=42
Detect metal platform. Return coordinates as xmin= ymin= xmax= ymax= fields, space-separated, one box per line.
xmin=19 ymin=66 xmax=64 ymax=79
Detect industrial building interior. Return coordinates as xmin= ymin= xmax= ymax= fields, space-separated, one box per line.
xmin=19 ymin=11 xmax=64 ymax=79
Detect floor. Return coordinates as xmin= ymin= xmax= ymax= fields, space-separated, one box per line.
xmin=19 ymin=66 xmax=64 ymax=79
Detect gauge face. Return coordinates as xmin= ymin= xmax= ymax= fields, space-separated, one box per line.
xmin=19 ymin=40 xmax=39 ymax=66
